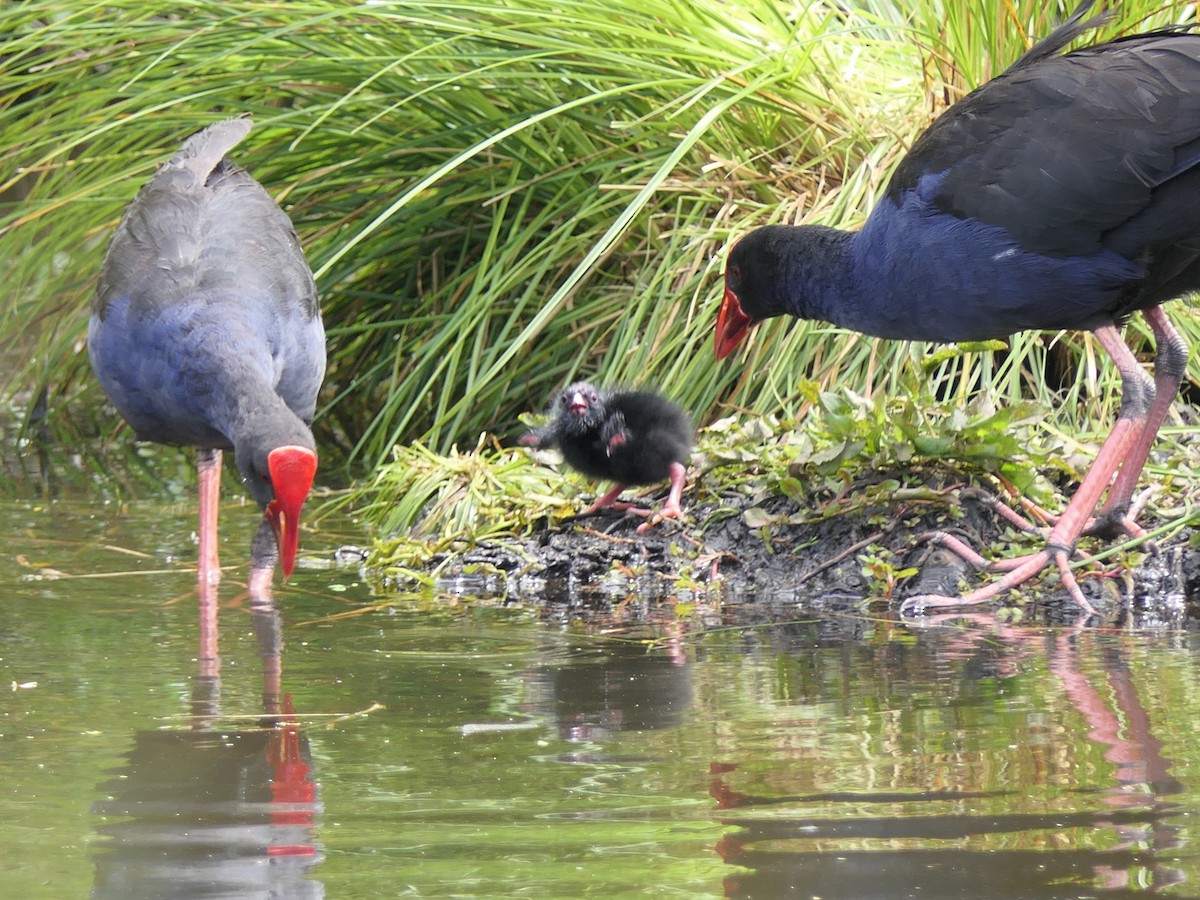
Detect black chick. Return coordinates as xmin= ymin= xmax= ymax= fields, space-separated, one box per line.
xmin=521 ymin=382 xmax=693 ymax=532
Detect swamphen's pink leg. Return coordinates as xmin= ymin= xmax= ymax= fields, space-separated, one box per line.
xmin=197 ymin=448 xmax=222 ymax=588
xmin=902 ymin=323 xmax=1152 ymax=615
xmin=248 ymin=515 xmax=278 ymax=603
xmin=1089 ymin=306 xmax=1187 ymax=538
xmin=949 ymin=307 xmax=1181 ymax=549
xmin=954 ymin=308 xmax=1182 ymax=544
xmin=197 ymin=578 xmax=220 ymax=679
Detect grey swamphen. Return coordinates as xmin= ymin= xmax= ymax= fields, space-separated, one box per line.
xmin=89 ymin=118 xmax=325 ymax=591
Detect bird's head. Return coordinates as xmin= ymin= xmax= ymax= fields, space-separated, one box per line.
xmin=238 ymin=434 xmax=318 ymax=580
xmin=557 ymin=382 xmax=605 ymax=434
xmin=716 ymin=226 xmax=794 ymax=360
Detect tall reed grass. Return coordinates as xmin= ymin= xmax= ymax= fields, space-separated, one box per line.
xmin=2 ymin=0 xmax=1194 ymax=490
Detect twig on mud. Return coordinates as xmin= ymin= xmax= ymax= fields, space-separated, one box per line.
xmin=578 ymin=526 xmax=641 ymax=545
xmin=794 ymin=531 xmax=885 ymax=585
xmin=794 ymin=510 xmax=909 ymax=586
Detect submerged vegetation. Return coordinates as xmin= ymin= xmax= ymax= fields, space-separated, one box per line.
xmin=3 ymin=0 xmax=1199 ymax=548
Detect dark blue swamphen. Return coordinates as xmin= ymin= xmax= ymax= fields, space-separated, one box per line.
xmin=520 ymin=382 xmax=693 ymax=533
xmin=89 ymin=118 xmax=325 ymax=592
xmin=716 ymin=1 xmax=1200 ymax=614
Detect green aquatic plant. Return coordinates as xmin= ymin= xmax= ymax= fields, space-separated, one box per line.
xmin=353 ymin=374 xmax=1065 ymax=567
xmin=328 ymin=434 xmax=576 ymax=542
xmin=858 ymin=546 xmax=919 ymax=601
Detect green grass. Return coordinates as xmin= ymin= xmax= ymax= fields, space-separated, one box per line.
xmin=2 ymin=0 xmax=1197 ymax=512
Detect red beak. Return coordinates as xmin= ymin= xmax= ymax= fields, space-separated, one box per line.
xmin=715 ymin=287 xmax=755 ymax=360
xmin=266 ymin=445 xmax=318 ymax=579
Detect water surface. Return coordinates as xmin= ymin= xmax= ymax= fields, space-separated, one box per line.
xmin=2 ymin=498 xmax=1200 ymax=897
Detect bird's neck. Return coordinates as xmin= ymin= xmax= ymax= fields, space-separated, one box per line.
xmin=229 ymin=371 xmax=314 ymax=450
xmin=769 ymin=226 xmax=864 ymax=329
xmin=231 ymin=395 xmax=316 ymax=508
xmin=773 ymin=216 xmax=952 ymax=340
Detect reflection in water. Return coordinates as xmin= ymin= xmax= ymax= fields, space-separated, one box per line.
xmin=522 ymin=629 xmax=693 ymax=743
xmin=91 ymin=582 xmax=323 ymax=899
xmin=18 ymin=484 xmax=1200 ymax=897
xmin=712 ymin=618 xmax=1187 ymax=898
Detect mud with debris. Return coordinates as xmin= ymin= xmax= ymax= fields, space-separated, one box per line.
xmin=407 ymin=469 xmax=1200 ymax=628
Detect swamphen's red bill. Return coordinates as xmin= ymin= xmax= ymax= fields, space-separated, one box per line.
xmin=266 ymin=445 xmax=318 ymax=579
xmin=715 ymin=287 xmax=755 ymax=360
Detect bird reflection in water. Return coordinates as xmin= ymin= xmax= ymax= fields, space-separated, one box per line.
xmin=528 ymin=646 xmax=692 ymax=746
xmin=91 ymin=538 xmax=323 ymax=899
xmin=710 ymin=616 xmax=1184 ymax=898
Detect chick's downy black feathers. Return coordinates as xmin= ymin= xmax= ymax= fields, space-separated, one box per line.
xmin=522 ymin=382 xmax=692 ymax=531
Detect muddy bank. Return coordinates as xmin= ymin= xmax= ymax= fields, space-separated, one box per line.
xmin=390 ymin=469 xmax=1200 ymax=628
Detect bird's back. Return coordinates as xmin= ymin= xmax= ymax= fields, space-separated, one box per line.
xmin=90 ymin=119 xmax=324 ymax=449
xmin=838 ymin=13 xmax=1200 ymax=341
xmin=605 ymin=391 xmax=692 ymax=486
xmin=888 ymin=22 xmax=1200 ymax=263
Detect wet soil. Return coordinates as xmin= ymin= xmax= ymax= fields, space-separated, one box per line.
xmin=407 ymin=469 xmax=1200 ymax=628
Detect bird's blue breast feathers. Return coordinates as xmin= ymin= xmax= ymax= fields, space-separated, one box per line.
xmin=848 ymin=176 xmax=1143 ymax=341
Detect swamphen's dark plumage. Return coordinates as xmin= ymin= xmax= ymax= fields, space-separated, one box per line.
xmin=89 ymin=118 xmax=325 ymax=590
xmin=521 ymin=382 xmax=693 ymax=532
xmin=716 ymin=1 xmax=1200 ymax=614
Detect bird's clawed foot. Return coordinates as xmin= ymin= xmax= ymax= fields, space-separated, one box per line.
xmin=958 ymin=486 xmax=1052 ymax=536
xmin=898 ymin=480 xmax=1161 ymax=616
xmin=581 ymin=496 xmax=686 ymax=534
xmin=580 ymin=463 xmax=689 ymax=534
xmin=1081 ymin=489 xmax=1155 ymax=546
xmin=963 ymin=484 xmax=1156 ymax=547
xmin=899 ymin=534 xmax=1098 ymax=616
xmin=629 ymin=500 xmax=686 ymax=535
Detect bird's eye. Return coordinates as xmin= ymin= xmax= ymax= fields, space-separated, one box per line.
xmin=728 ymin=264 xmax=741 ymax=281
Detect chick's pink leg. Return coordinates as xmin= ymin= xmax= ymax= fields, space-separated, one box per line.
xmin=583 ymin=484 xmax=630 ymax=515
xmin=634 ymin=462 xmax=688 ymax=534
